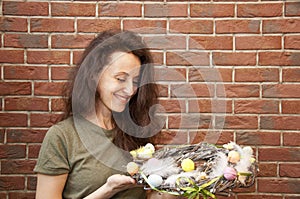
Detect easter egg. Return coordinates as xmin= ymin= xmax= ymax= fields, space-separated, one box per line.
xmin=126 ymin=162 xmax=139 ymax=176
xmin=181 ymin=158 xmax=195 ymax=172
xmin=228 ymin=150 xmax=240 ymax=164
xmin=223 ymin=167 xmax=237 ymax=180
xmin=147 ymin=174 xmax=163 ymax=187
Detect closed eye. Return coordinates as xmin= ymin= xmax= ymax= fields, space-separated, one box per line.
xmin=116 ymin=77 xmax=126 ymax=82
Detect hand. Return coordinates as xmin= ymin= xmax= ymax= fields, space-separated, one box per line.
xmin=105 ymin=174 xmax=137 ymax=193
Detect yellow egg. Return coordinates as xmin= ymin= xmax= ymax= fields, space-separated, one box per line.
xmin=181 ymin=158 xmax=195 ymax=172
xmin=126 ymin=162 xmax=139 ymax=176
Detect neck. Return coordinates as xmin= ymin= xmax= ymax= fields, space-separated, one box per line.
xmin=86 ymin=102 xmax=113 ymax=130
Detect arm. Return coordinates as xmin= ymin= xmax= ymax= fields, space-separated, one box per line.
xmin=84 ymin=174 xmax=137 ymax=199
xmin=36 ymin=173 xmax=68 ymax=199
xmin=36 ymin=173 xmax=137 ymax=199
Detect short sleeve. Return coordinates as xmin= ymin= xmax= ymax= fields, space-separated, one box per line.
xmin=34 ymin=125 xmax=70 ymax=175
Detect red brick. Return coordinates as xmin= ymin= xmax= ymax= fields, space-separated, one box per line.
xmin=1 ymin=160 xmax=36 ymax=174
xmin=8 ymin=192 xmax=35 ymax=199
xmin=189 ymin=68 xmax=232 ymax=82
xmin=152 ymin=130 xmax=188 ymax=145
xmin=7 ymin=129 xmax=46 ymax=143
xmin=189 ymin=36 xmax=232 ymax=50
xmin=0 ymin=82 xmax=31 ymax=95
xmin=27 ymin=176 xmax=37 ymax=190
xmin=261 ymin=116 xmax=300 ymax=130
xmin=0 ymin=193 xmax=5 ymax=198
xmin=190 ymin=4 xmax=234 ymax=17
xmin=143 ymin=35 xmax=186 ymax=50
xmin=280 ymin=163 xmax=300 ymax=178
xmin=0 ymin=144 xmax=26 ymax=159
xmin=188 ymin=99 xmax=232 ymax=113
xmin=168 ymin=114 xmax=212 ymax=129
xmin=237 ymin=195 xmax=282 ymax=199
xmin=263 ymin=84 xmax=300 ymax=98
xmin=3 ymin=1 xmax=48 ymax=16
xmin=77 ymin=19 xmax=120 ymax=33
xmin=283 ymin=132 xmax=300 ymax=146
xmin=235 ymin=68 xmax=279 ymax=82
xmin=4 ymin=66 xmax=48 ymax=80
xmin=155 ymin=68 xmax=186 ymax=81
xmin=4 ymin=33 xmax=48 ymax=48
xmin=31 ymin=18 xmax=74 ymax=32
xmin=285 ymin=2 xmax=300 ymax=17
xmin=236 ymin=36 xmax=281 ymax=50
xmin=0 ymin=176 xmax=25 ymax=190
xmin=235 ymin=100 xmax=279 ymax=114
xmin=259 ymin=147 xmax=300 ymax=161
xmin=263 ymin=19 xmax=300 ymax=33
xmin=258 ymin=179 xmax=300 ymax=193
xmin=0 ymin=17 xmax=27 ymax=32
xmin=285 ymin=35 xmax=300 ymax=49
xmin=169 ymin=20 xmax=213 ymax=34
xmin=123 ymin=20 xmax=167 ymax=34
xmin=158 ymin=99 xmax=185 ymax=113
xmin=30 ymin=113 xmax=62 ymax=127
xmin=282 ymin=100 xmax=300 ymax=114
xmin=213 ymin=52 xmax=256 ymax=66
xmin=217 ymin=84 xmax=260 ymax=98
xmin=257 ymin=163 xmax=277 ymax=177
xmin=0 ymin=113 xmax=27 ymax=127
xmin=190 ymin=131 xmax=234 ymax=145
xmin=27 ymin=50 xmax=70 ymax=64
xmin=52 ymin=2 xmax=95 ymax=16
xmin=0 ymin=50 xmax=24 ymax=63
xmin=152 ymin=52 xmax=164 ymax=64
xmin=28 ymin=145 xmax=41 ymax=158
xmin=166 ymin=52 xmax=210 ymax=66
xmin=171 ymin=83 xmax=214 ymax=98
xmin=259 ymin=52 xmax=300 ymax=66
xmin=51 ymin=98 xmax=66 ymax=112
xmin=285 ymin=197 xmax=300 ymax=199
xmin=216 ymin=20 xmax=260 ymax=34
xmin=4 ymin=97 xmax=48 ymax=111
xmin=34 ymin=82 xmax=66 ymax=96
xmin=144 ymin=4 xmax=187 ymax=17
xmin=52 ymin=34 xmax=94 ymax=49
xmin=236 ymin=131 xmax=280 ymax=146
xmin=51 ymin=66 xmax=74 ymax=80
xmin=157 ymin=84 xmax=168 ymax=97
xmin=216 ymin=116 xmax=258 ymax=129
xmin=237 ymin=3 xmax=282 ymax=17
xmin=0 ymin=129 xmax=4 ymax=143
xmin=99 ymin=3 xmax=141 ymax=17
xmin=72 ymin=50 xmax=84 ymax=65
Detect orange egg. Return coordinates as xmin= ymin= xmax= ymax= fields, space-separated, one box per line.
xmin=126 ymin=162 xmax=139 ymax=176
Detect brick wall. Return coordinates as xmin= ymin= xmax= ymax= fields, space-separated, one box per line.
xmin=0 ymin=0 xmax=299 ymax=198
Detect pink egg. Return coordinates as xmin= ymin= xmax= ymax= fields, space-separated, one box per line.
xmin=223 ymin=167 xmax=237 ymax=180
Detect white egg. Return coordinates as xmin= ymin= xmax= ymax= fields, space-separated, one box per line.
xmin=147 ymin=174 xmax=163 ymax=187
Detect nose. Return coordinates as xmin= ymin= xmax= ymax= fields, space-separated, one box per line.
xmin=123 ymin=80 xmax=135 ymax=96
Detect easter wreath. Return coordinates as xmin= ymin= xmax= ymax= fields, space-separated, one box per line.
xmin=126 ymin=142 xmax=258 ymax=199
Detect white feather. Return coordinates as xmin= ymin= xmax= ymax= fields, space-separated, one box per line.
xmin=141 ymin=157 xmax=180 ymax=178
xmin=210 ymin=152 xmax=228 ymax=178
xmin=235 ymin=146 xmax=254 ymax=185
xmin=164 ymin=171 xmax=196 ymax=187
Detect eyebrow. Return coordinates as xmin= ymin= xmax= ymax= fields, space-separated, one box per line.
xmin=114 ymin=72 xmax=140 ymax=79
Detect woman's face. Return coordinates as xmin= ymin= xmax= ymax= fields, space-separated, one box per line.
xmin=96 ymin=51 xmax=141 ymax=114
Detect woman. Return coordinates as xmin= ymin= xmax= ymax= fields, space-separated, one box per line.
xmin=34 ymin=30 xmax=162 ymax=199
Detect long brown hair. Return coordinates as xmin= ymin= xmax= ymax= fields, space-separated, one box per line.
xmin=64 ymin=29 xmax=160 ymax=151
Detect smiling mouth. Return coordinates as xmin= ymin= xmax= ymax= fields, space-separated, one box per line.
xmin=114 ymin=94 xmax=130 ymax=104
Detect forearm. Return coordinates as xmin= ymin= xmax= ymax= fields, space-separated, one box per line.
xmin=83 ymin=183 xmax=115 ymax=199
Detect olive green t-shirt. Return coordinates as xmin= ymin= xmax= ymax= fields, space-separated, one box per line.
xmin=34 ymin=116 xmax=146 ymax=199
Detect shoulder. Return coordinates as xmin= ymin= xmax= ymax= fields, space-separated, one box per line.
xmin=46 ymin=117 xmax=76 ymax=138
